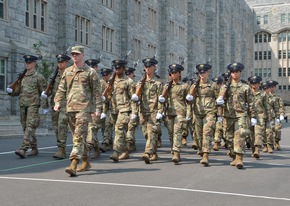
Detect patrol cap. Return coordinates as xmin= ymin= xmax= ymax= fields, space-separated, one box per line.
xmin=267 ymin=80 xmax=278 ymax=87
xmin=196 ymin=64 xmax=212 ymax=73
xmin=125 ymin=67 xmax=136 ymax=75
xmin=55 ymin=54 xmax=71 ymax=62
xmin=248 ymin=75 xmax=262 ymax=84
xmin=168 ymin=64 xmax=184 ymax=74
xmin=112 ymin=60 xmax=127 ymax=68
xmin=212 ymin=76 xmax=223 ymax=84
xmin=85 ymin=59 xmax=100 ymax=67
xmin=71 ymin=46 xmax=84 ymax=54
xmin=101 ymin=67 xmax=113 ymax=76
xmin=228 ymin=63 xmax=244 ymax=72
xmin=142 ymin=58 xmax=158 ymax=67
xmin=23 ymin=55 xmax=38 ymax=63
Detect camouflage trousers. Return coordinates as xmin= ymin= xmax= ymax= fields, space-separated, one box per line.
xmin=274 ymin=122 xmax=282 ymax=142
xmin=223 ymin=116 xmax=250 ymax=155
xmin=19 ymin=106 xmax=40 ymax=150
xmin=249 ymin=118 xmax=265 ymax=147
xmin=126 ymin=115 xmax=139 ymax=145
xmin=195 ymin=113 xmax=216 ymax=153
xmin=67 ymin=111 xmax=92 ymax=160
xmin=164 ymin=115 xmax=187 ymax=153
xmin=86 ymin=116 xmax=105 ymax=149
xmin=264 ymin=121 xmax=274 ymax=145
xmin=112 ymin=112 xmax=130 ymax=153
xmin=140 ymin=112 xmax=159 ymax=154
xmin=102 ymin=111 xmax=114 ymax=145
xmin=51 ymin=109 xmax=68 ymax=148
xmin=214 ymin=120 xmax=223 ymax=143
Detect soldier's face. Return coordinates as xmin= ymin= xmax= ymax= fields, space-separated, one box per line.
xmin=71 ymin=52 xmax=84 ymax=64
xmin=145 ymin=65 xmax=155 ymax=76
xmin=170 ymin=71 xmax=181 ymax=80
xmin=58 ymin=61 xmax=69 ymax=71
xmin=25 ymin=61 xmax=36 ymax=71
xmin=115 ymin=67 xmax=125 ymax=75
xmin=250 ymin=83 xmax=260 ymax=90
xmin=199 ymin=71 xmax=209 ymax=80
xmin=231 ymin=70 xmax=241 ymax=80
xmin=103 ymin=73 xmax=112 ymax=81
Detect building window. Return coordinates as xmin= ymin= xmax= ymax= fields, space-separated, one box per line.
xmin=259 ymin=34 xmax=262 ymax=43
xmin=0 ymin=58 xmax=6 ymax=91
xmin=268 ymin=51 xmax=271 ymax=60
xmin=134 ymin=0 xmax=141 ymax=22
xmin=263 ymin=34 xmax=267 ymax=42
xmin=283 ymin=68 xmax=286 ymax=76
xmin=254 ymin=52 xmax=258 ymax=60
xmin=259 ymin=51 xmax=262 ymax=60
xmin=258 ymin=68 xmax=262 ymax=77
xmin=267 ymin=68 xmax=271 ymax=78
xmin=278 ymin=50 xmax=282 ymax=59
xmin=148 ymin=44 xmax=156 ymax=57
xmin=254 ymin=68 xmax=258 ymax=76
xmin=25 ymin=0 xmax=47 ymax=32
xmin=264 ymin=51 xmax=267 ymax=60
xmin=283 ymin=85 xmax=286 ymax=90
xmin=288 ymin=13 xmax=290 ymax=22
xmin=169 ymin=21 xmax=174 ymax=39
xmin=0 ymin=0 xmax=7 ymax=20
xmin=279 ymin=85 xmax=282 ymax=90
xmin=288 ymin=85 xmax=290 ymax=91
xmin=278 ymin=68 xmax=282 ymax=77
xmin=102 ymin=0 xmax=114 ymax=9
xmin=75 ymin=15 xmax=91 ymax=45
xmin=281 ymin=14 xmax=286 ymax=23
xmin=133 ymin=38 xmax=141 ymax=60
xmin=255 ymin=34 xmax=258 ymax=43
xmin=102 ymin=26 xmax=115 ymax=52
xmin=179 ymin=26 xmax=185 ymax=44
xmin=148 ymin=7 xmax=157 ymax=30
xmin=288 ymin=68 xmax=290 ymax=76
xmin=288 ymin=50 xmax=290 ymax=59
xmin=268 ymin=34 xmax=271 ymax=42
xmin=264 ymin=15 xmax=268 ymax=24
xmin=283 ymin=50 xmax=286 ymax=59
xmin=257 ymin=16 xmax=261 ymax=24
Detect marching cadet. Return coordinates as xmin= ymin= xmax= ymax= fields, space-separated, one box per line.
xmin=131 ymin=57 xmax=163 ymax=164
xmin=109 ymin=59 xmax=136 ymax=162
xmin=126 ymin=66 xmax=138 ymax=152
xmin=99 ymin=67 xmax=115 ymax=152
xmin=216 ymin=63 xmax=256 ymax=169
xmin=7 ymin=55 xmax=48 ymax=158
xmin=159 ymin=64 xmax=190 ymax=164
xmin=54 ymin=46 xmax=102 ymax=176
xmin=212 ymin=76 xmax=224 ymax=151
xmin=248 ymin=76 xmax=271 ymax=158
xmin=186 ymin=64 xmax=218 ymax=166
xmin=85 ymin=58 xmax=104 ymax=159
xmin=41 ymin=54 xmax=71 ymax=159
xmin=268 ymin=80 xmax=285 ymax=150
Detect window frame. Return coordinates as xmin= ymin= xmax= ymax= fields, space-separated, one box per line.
xmin=25 ymin=0 xmax=48 ymax=32
xmin=0 ymin=58 xmax=6 ymax=91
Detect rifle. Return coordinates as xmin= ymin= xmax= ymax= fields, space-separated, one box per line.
xmin=188 ymin=73 xmax=200 ymax=97
xmin=220 ymin=75 xmax=232 ymax=100
xmin=102 ymin=50 xmax=131 ymax=98
xmin=44 ymin=67 xmax=59 ymax=96
xmin=161 ymin=79 xmax=173 ymax=99
xmin=8 ymin=69 xmax=27 ymax=92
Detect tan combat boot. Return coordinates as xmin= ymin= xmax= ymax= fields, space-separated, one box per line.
xmin=230 ymin=157 xmax=237 ymax=166
xmin=15 ymin=149 xmax=26 ymax=158
xmin=192 ymin=139 xmax=198 ymax=150
xmin=267 ymin=144 xmax=273 ymax=153
xmin=157 ymin=136 xmax=162 ymax=148
xmin=128 ymin=142 xmax=136 ymax=152
xmin=77 ymin=157 xmax=92 ymax=172
xmin=100 ymin=144 xmax=109 ymax=153
xmin=65 ymin=159 xmax=79 ymax=177
xmin=91 ymin=146 xmax=100 ymax=159
xmin=27 ymin=147 xmax=39 ymax=156
xmin=53 ymin=147 xmax=66 ymax=159
xmin=253 ymin=146 xmax=260 ymax=159
xmin=118 ymin=151 xmax=130 ymax=160
xmin=200 ymin=152 xmax=209 ymax=166
xmin=109 ymin=151 xmax=119 ymax=162
xmin=275 ymin=141 xmax=281 ymax=151
xmin=235 ymin=153 xmax=244 ymax=169
xmin=182 ymin=137 xmax=187 ymax=146
xmin=172 ymin=152 xmax=180 ymax=164
xmin=262 ymin=144 xmax=268 ymax=153
xmin=150 ymin=153 xmax=158 ymax=161
xmin=141 ymin=153 xmax=150 ymax=164
xmin=213 ymin=142 xmax=220 ymax=151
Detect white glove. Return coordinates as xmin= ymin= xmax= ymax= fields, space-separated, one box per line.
xmin=131 ymin=94 xmax=139 ymax=102
xmin=6 ymin=87 xmax=13 ymax=93
xmin=131 ymin=114 xmax=137 ymax=120
xmin=275 ymin=118 xmax=280 ymax=124
xmin=216 ymin=96 xmax=224 ymax=105
xmin=251 ymin=118 xmax=257 ymax=126
xmin=41 ymin=91 xmax=48 ymax=99
xmin=217 ymin=116 xmax=223 ymax=123
xmin=185 ymin=117 xmax=191 ymax=121
xmin=43 ymin=108 xmax=50 ymax=114
xmin=159 ymin=95 xmax=165 ymax=103
xmin=186 ymin=94 xmax=194 ymax=101
xmin=280 ymin=115 xmax=284 ymax=121
xmin=101 ymin=96 xmax=106 ymax=102
xmin=156 ymin=113 xmax=163 ymax=120
xmin=270 ymin=120 xmax=274 ymax=125
xmin=100 ymin=113 xmax=107 ymax=119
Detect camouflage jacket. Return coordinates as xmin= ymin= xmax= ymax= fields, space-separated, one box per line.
xmin=50 ymin=71 xmax=65 ymax=109
xmin=253 ymin=90 xmax=271 ymax=121
xmin=137 ymin=76 xmax=163 ymax=114
xmin=10 ymin=70 xmax=48 ymax=108
xmin=54 ymin=64 xmax=102 ymax=113
xmin=219 ymin=80 xmax=255 ymax=118
xmin=271 ymin=93 xmax=285 ymax=117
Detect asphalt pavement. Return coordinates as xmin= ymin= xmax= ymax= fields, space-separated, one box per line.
xmin=0 ymin=123 xmax=290 ymax=206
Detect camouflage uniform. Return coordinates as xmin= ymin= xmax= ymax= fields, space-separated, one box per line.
xmin=10 ymin=68 xmax=48 ymax=155
xmin=272 ymin=93 xmax=285 ymax=149
xmin=54 ymin=64 xmax=102 ymax=160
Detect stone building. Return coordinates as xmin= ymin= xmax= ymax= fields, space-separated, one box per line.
xmin=246 ymin=0 xmax=290 ymax=104
xmin=0 ymin=0 xmax=253 ymax=116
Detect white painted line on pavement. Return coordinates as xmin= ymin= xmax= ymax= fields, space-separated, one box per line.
xmin=0 ymin=176 xmax=289 ymax=201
